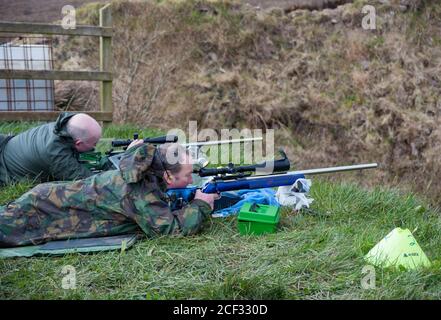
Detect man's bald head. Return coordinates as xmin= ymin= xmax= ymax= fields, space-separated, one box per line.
xmin=66 ymin=113 xmax=102 ymax=152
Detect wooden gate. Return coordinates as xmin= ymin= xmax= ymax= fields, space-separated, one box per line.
xmin=0 ymin=4 xmax=113 ymax=123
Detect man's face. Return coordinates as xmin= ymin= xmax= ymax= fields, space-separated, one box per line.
xmin=165 ymin=154 xmax=194 ymax=188
xmin=75 ymin=136 xmax=100 ymax=153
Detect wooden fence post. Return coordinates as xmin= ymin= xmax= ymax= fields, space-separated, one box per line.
xmin=0 ymin=7 xmax=114 ymax=122
xmin=99 ymin=4 xmax=113 ymax=125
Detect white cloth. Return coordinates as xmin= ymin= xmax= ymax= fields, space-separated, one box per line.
xmin=276 ymin=179 xmax=314 ymax=210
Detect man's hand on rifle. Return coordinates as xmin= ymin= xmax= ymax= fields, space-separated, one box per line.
xmin=194 ymin=190 xmax=220 ymax=210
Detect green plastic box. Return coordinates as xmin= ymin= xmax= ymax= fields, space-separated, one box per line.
xmin=237 ymin=202 xmax=280 ymax=235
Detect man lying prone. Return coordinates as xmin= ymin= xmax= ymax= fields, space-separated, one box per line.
xmin=0 ymin=143 xmax=217 ymax=247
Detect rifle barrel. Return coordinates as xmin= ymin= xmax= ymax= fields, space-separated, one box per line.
xmin=201 ymin=163 xmax=378 ymax=193
xmin=205 ymin=163 xmax=379 ymax=182
xmin=291 ymin=163 xmax=378 ymax=176
xmin=182 ymin=137 xmax=263 ymax=147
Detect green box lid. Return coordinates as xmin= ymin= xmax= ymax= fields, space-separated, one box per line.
xmin=238 ymin=202 xmax=280 ymax=224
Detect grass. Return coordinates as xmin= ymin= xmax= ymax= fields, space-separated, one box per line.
xmin=1 ymin=123 xmax=441 ymax=299
xmin=0 ymin=121 xmax=165 ymax=140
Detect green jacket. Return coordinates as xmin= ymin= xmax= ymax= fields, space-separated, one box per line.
xmin=0 ymin=112 xmax=92 ymax=186
xmin=0 ymin=143 xmax=212 ymax=247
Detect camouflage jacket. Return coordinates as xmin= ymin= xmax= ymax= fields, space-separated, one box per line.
xmin=0 ymin=144 xmax=212 ymax=247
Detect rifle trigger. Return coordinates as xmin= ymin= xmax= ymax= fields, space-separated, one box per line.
xmin=177 ymin=198 xmax=184 ymax=209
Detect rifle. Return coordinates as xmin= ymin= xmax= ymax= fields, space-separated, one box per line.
xmin=183 ymin=137 xmax=263 ymax=169
xmin=111 ymin=133 xmax=178 ymax=147
xmin=79 ymin=134 xmax=178 ymax=172
xmin=167 ymin=153 xmax=378 ymax=210
xmin=79 ymin=133 xmax=263 ymax=173
xmin=78 ymin=133 xmax=178 ymax=173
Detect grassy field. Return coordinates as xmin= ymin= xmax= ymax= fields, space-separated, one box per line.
xmin=1 ymin=123 xmax=441 ymax=299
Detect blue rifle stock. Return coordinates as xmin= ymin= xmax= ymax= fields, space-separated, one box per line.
xmin=167 ymin=150 xmax=291 ymax=210
xmin=167 ymin=173 xmax=306 ymax=211
xmin=167 ymin=163 xmax=378 ymax=211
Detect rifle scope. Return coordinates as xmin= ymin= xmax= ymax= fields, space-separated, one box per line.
xmin=197 ymin=150 xmax=291 ymax=177
xmin=112 ymin=135 xmax=178 ymax=148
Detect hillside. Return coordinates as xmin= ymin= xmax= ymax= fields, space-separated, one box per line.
xmin=2 ymin=0 xmax=441 ymax=301
xmin=0 ymin=0 xmax=108 ymax=23
xmin=48 ymin=0 xmax=441 ymax=203
xmin=1 ymin=122 xmax=440 ymax=299
xmin=0 ymin=0 xmax=359 ymax=23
